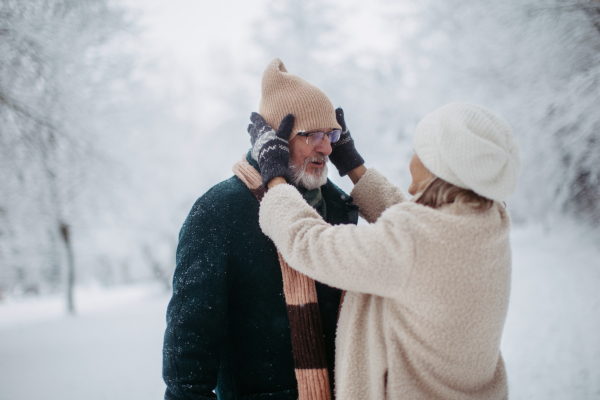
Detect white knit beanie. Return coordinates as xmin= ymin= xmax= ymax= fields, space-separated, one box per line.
xmin=413 ymin=102 xmax=521 ymax=202
xmin=259 ymin=58 xmax=341 ymax=140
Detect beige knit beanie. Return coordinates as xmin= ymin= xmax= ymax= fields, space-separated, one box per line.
xmin=259 ymin=58 xmax=341 ymax=139
xmin=413 ymin=102 xmax=521 ymax=202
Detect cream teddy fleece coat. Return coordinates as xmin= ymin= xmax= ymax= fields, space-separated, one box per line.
xmin=259 ymin=169 xmax=511 ymax=400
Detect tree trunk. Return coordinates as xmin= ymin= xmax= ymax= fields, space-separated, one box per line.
xmin=60 ymin=222 xmax=76 ymax=315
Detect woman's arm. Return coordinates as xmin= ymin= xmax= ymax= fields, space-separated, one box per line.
xmin=347 ymin=164 xmax=367 ymax=184
xmin=269 ymin=167 xmax=407 ymax=225
xmin=268 ymin=163 xmax=366 ymax=188
xmin=260 ymin=183 xmax=416 ymax=298
xmin=349 ymin=168 xmax=408 ymax=223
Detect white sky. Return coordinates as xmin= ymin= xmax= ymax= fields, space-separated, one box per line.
xmin=124 ymin=0 xmax=266 ymax=80
xmin=117 ymin=0 xmax=403 ymax=194
xmin=121 ymin=0 xmax=396 ymax=87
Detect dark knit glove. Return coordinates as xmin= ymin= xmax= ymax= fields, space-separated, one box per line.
xmin=329 ymin=108 xmax=365 ymax=176
xmin=248 ymin=112 xmax=295 ymax=188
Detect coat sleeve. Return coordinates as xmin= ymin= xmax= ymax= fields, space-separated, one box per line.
xmin=259 ymin=184 xmax=416 ymax=298
xmin=350 ymin=168 xmax=408 ymax=223
xmin=163 ymin=195 xmax=230 ymax=400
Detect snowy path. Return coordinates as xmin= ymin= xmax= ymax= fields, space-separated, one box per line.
xmin=0 ymin=226 xmax=599 ymax=400
xmin=0 ymin=285 xmax=169 ymax=400
xmin=503 ymin=225 xmax=600 ymax=399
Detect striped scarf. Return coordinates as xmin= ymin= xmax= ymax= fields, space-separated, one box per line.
xmin=232 ymin=157 xmax=332 ymax=400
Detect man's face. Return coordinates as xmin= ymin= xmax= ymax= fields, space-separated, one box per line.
xmin=289 ymin=129 xmax=334 ymax=190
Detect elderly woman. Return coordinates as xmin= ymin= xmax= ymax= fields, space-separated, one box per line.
xmin=249 ymin=102 xmax=520 ymax=400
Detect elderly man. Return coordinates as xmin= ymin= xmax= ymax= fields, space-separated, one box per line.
xmin=162 ymin=58 xmax=365 ymax=400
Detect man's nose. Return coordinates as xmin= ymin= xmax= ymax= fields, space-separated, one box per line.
xmin=315 ymin=134 xmax=332 ymax=156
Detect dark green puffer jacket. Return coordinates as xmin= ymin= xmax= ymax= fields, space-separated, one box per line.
xmin=163 ymin=154 xmax=359 ymax=400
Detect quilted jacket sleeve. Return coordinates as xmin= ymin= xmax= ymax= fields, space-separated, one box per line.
xmin=163 ymin=193 xmax=230 ymax=400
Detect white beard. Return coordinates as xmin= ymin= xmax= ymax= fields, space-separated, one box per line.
xmin=290 ymin=155 xmax=329 ymax=190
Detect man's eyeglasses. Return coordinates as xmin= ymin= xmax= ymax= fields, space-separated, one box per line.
xmin=297 ymin=129 xmax=341 ymax=146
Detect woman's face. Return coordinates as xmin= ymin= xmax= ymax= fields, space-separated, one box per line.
xmin=408 ymin=153 xmax=434 ymax=195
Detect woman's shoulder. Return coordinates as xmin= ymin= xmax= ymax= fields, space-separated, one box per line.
xmin=381 ymin=199 xmax=510 ymax=234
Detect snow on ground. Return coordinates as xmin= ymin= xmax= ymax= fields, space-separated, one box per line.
xmin=503 ymin=224 xmax=600 ymax=400
xmin=0 ymin=283 xmax=170 ymax=400
xmin=0 ymin=225 xmax=599 ymax=400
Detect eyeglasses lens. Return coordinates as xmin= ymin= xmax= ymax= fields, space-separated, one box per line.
xmin=329 ymin=130 xmax=341 ymax=143
xmin=306 ymin=130 xmax=342 ymax=145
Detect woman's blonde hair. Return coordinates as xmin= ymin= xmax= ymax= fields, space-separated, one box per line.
xmin=415 ymin=177 xmax=495 ymax=210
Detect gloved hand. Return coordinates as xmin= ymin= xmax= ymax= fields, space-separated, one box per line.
xmin=248 ymin=112 xmax=295 ymax=188
xmin=330 ymin=108 xmax=365 ymax=176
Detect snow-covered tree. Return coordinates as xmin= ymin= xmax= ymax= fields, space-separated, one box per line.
xmin=252 ymin=0 xmax=340 ymax=77
xmin=0 ymin=0 xmax=134 ymax=307
xmin=387 ymin=0 xmax=600 ymax=225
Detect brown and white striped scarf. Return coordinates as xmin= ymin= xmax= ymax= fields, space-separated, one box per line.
xmin=232 ymin=157 xmax=332 ymax=400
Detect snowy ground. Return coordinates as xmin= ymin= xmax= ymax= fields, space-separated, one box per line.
xmin=1 ymin=225 xmax=599 ymax=400
xmin=503 ymin=224 xmax=600 ymax=400
xmin=0 ymin=284 xmax=169 ymax=400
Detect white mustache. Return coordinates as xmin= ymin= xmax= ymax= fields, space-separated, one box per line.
xmin=304 ymin=155 xmax=329 ymax=165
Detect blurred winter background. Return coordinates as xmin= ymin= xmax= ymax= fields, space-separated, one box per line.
xmin=1 ymin=0 xmax=599 ymax=399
